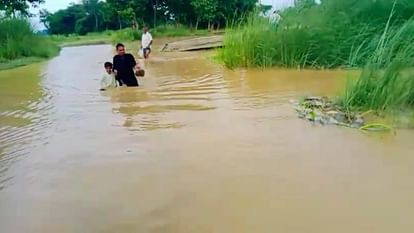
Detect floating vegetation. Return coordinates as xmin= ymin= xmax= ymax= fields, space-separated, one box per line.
xmin=359 ymin=123 xmax=393 ymax=132
xmin=292 ymin=96 xmax=393 ymax=132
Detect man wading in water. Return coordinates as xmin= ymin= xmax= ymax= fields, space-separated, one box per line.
xmin=113 ymin=43 xmax=139 ymax=87
xmin=141 ymin=27 xmax=153 ymax=59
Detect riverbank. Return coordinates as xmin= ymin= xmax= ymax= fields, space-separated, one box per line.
xmin=0 ymin=19 xmax=59 ymax=71
xmin=217 ymin=3 xmax=414 ymax=126
xmin=50 ymin=32 xmax=113 ymax=47
xmin=0 ymin=57 xmax=46 ymax=71
xmin=0 ymin=26 xmax=218 ymax=71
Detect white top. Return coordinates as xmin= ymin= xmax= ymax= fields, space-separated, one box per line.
xmin=101 ymin=73 xmax=117 ymax=89
xmin=141 ymin=32 xmax=153 ymax=48
xmin=270 ymin=13 xmax=282 ymax=24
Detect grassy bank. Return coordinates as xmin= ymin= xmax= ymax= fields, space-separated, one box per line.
xmin=0 ymin=57 xmax=46 ymax=71
xmin=111 ymin=25 xmax=211 ymax=44
xmin=339 ymin=18 xmax=414 ymax=113
xmin=50 ymin=25 xmax=212 ymax=47
xmin=219 ymin=1 xmax=414 ymax=69
xmin=50 ymin=31 xmax=114 ymax=47
xmin=218 ymin=13 xmax=379 ymax=69
xmin=0 ymin=19 xmax=59 ymax=70
xmin=218 ymin=1 xmax=414 ymax=118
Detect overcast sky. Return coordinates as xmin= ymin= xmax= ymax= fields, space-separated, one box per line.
xmin=32 ymin=0 xmax=295 ymax=29
xmin=42 ymin=0 xmax=77 ymax=12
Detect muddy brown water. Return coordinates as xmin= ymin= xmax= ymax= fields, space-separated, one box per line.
xmin=1 ymin=44 xmax=414 ymax=233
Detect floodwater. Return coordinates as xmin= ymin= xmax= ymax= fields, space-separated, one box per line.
xmin=1 ymin=44 xmax=414 ymax=233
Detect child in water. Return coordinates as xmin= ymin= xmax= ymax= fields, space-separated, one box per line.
xmin=100 ymin=62 xmax=117 ymax=91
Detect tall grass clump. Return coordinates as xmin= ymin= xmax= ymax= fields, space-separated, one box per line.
xmin=219 ymin=0 xmax=414 ymax=69
xmin=218 ymin=15 xmax=280 ymax=68
xmin=219 ymin=12 xmax=374 ymax=69
xmin=339 ymin=17 xmax=414 ymax=112
xmin=0 ymin=18 xmax=59 ymax=63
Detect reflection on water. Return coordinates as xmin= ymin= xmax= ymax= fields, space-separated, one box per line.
xmin=1 ymin=44 xmax=414 ymax=233
xmin=0 ymin=63 xmax=53 ymax=190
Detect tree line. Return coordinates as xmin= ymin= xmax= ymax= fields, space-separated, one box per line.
xmin=38 ymin=0 xmax=258 ymax=35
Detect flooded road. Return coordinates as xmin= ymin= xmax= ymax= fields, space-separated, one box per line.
xmin=1 ymin=44 xmax=414 ymax=233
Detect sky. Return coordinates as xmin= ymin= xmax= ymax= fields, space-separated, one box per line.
xmin=42 ymin=0 xmax=77 ymax=12
xmin=262 ymin=0 xmax=294 ymax=9
xmin=32 ymin=0 xmax=295 ymax=30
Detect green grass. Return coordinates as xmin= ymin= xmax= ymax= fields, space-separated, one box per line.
xmin=50 ymin=31 xmax=113 ymax=47
xmin=339 ymin=18 xmax=414 ymax=112
xmin=218 ymin=0 xmax=414 ymax=70
xmin=0 ymin=19 xmax=59 ymax=62
xmin=218 ymin=12 xmax=380 ymax=69
xmin=111 ymin=25 xmax=211 ymax=44
xmin=218 ymin=1 xmax=414 ymax=114
xmin=0 ymin=57 xmax=46 ymax=71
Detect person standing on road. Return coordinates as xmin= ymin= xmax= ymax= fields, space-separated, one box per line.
xmin=113 ymin=43 xmax=139 ymax=87
xmin=141 ymin=27 xmax=153 ymax=59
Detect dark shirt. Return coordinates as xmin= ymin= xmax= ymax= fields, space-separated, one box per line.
xmin=113 ymin=53 xmax=139 ymax=87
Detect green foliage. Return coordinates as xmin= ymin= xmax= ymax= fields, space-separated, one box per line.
xmin=0 ymin=18 xmax=59 ymax=62
xmin=106 ymin=0 xmax=148 ymax=28
xmin=152 ymin=25 xmax=209 ymax=37
xmin=43 ymin=0 xmax=258 ymax=35
xmin=49 ymin=31 xmax=113 ymax=47
xmin=339 ymin=19 xmax=414 ymax=112
xmin=0 ymin=0 xmax=43 ymax=16
xmin=111 ymin=25 xmax=209 ymax=43
xmin=112 ymin=28 xmax=141 ymax=43
xmin=219 ymin=0 xmax=414 ymax=69
xmin=41 ymin=1 xmax=119 ymax=35
xmin=191 ymin=0 xmax=218 ymax=28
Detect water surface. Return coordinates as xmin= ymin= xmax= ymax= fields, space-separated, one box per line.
xmin=1 ymin=44 xmax=414 ymax=233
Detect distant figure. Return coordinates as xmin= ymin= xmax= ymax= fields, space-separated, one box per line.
xmin=113 ymin=43 xmax=139 ymax=87
xmin=100 ymin=62 xmax=117 ymax=91
xmin=270 ymin=10 xmax=282 ymax=24
xmin=141 ymin=27 xmax=153 ymax=59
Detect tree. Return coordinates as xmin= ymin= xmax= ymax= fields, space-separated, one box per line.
xmin=41 ymin=0 xmax=259 ymax=34
xmin=191 ymin=0 xmax=218 ymax=30
xmin=45 ymin=4 xmax=86 ymax=34
xmin=39 ymin=9 xmax=50 ymax=30
xmin=83 ymin=0 xmax=101 ymax=31
xmin=107 ymin=0 xmax=148 ymax=29
xmin=215 ymin=0 xmax=257 ymax=28
xmin=0 ymin=0 xmax=44 ymax=16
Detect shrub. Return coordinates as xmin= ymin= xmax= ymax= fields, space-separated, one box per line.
xmin=0 ymin=18 xmax=59 ymax=61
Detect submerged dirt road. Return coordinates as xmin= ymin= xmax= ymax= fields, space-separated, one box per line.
xmin=1 ymin=44 xmax=414 ymax=233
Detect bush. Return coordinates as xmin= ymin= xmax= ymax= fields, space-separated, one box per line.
xmin=0 ymin=18 xmax=59 ymax=61
xmin=111 ymin=28 xmax=141 ymax=43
